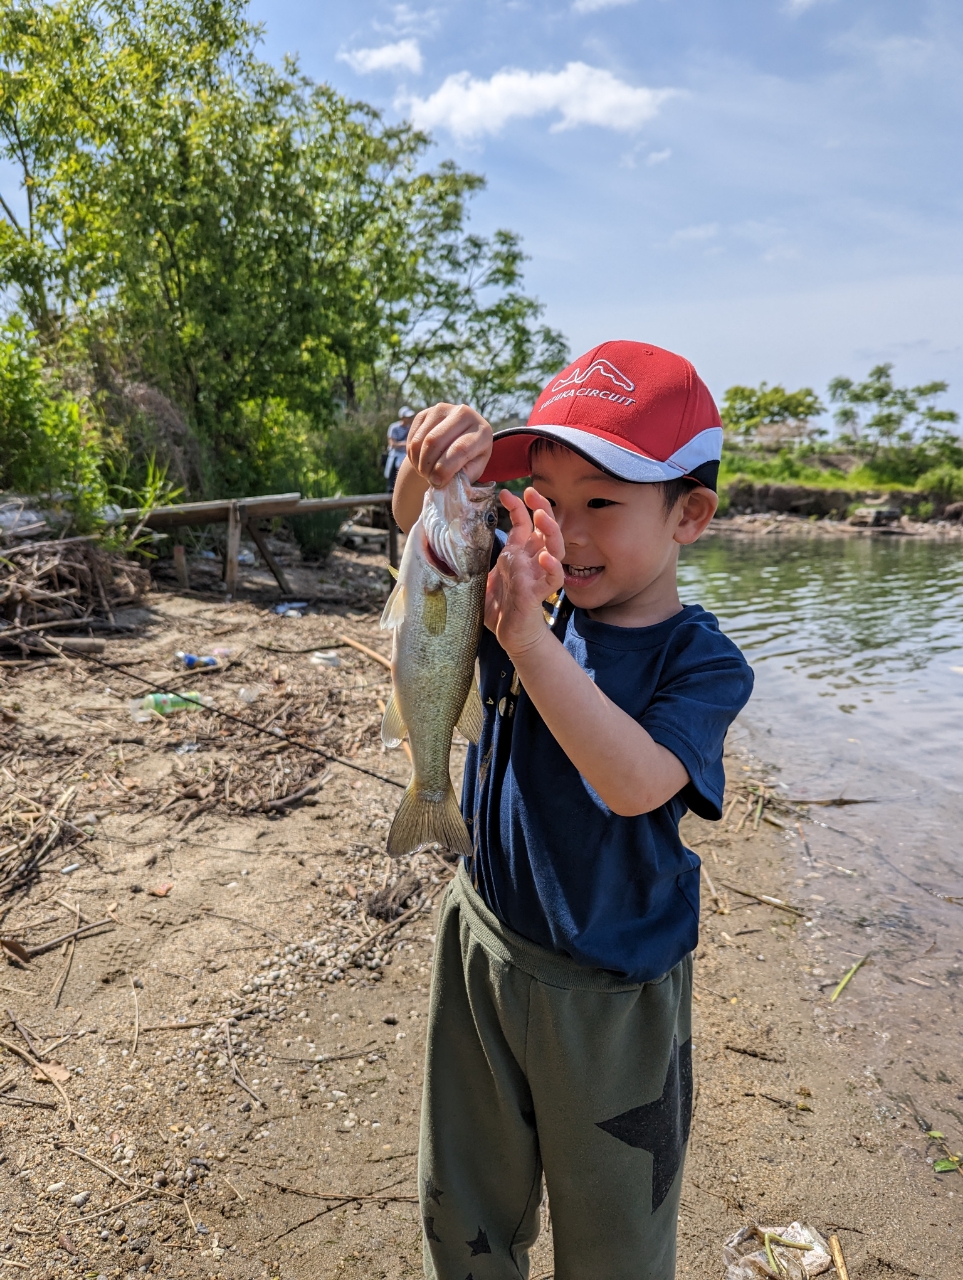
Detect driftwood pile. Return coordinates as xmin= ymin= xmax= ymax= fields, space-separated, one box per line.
xmin=0 ymin=785 xmax=88 ymax=918
xmin=0 ymin=537 xmax=150 ymax=649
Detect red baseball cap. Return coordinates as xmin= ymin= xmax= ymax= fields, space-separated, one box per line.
xmin=479 ymin=340 xmax=722 ymax=490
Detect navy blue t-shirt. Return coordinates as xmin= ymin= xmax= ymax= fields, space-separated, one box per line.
xmin=461 ymin=590 xmax=754 ymax=984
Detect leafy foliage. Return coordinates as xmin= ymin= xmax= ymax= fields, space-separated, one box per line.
xmin=720 ymin=382 xmax=825 ymax=442
xmin=0 ymin=0 xmax=566 ymax=514
xmin=0 ymin=317 xmax=104 ymax=524
xmin=828 ymin=365 xmax=960 ymax=458
xmin=721 ymin=368 xmax=962 ymax=496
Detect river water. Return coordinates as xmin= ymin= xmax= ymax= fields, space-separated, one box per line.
xmin=680 ymin=529 xmax=963 ymax=1119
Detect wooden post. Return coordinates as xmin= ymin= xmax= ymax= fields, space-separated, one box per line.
xmin=245 ymin=520 xmax=293 ymax=595
xmin=172 ymin=544 xmax=189 ymax=590
xmin=388 ymin=517 xmax=399 ymax=571
xmin=224 ymin=501 xmax=241 ymax=597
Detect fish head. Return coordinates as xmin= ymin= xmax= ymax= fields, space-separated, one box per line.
xmin=421 ymin=472 xmax=498 ymax=582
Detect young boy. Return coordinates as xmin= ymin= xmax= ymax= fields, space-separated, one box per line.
xmin=392 ymin=340 xmax=754 ymax=1280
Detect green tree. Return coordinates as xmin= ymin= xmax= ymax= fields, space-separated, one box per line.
xmin=720 ymin=381 xmax=825 ymax=443
xmin=828 ymin=364 xmax=959 ymax=456
xmin=376 ymin=228 xmax=567 ymax=421
xmin=0 ymin=0 xmax=563 ymax=499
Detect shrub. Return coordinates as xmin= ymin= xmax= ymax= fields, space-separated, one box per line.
xmin=0 ymin=319 xmax=106 ymax=525
xmin=916 ymin=465 xmax=963 ymax=507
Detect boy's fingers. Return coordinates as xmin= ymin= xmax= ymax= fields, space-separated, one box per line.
xmin=523 ymin=486 xmax=552 ymax=515
xmin=407 ymin=404 xmax=492 ymax=487
xmin=537 ymin=548 xmax=565 ymax=590
xmin=500 ymin=488 xmax=534 ymax=536
xmin=531 ymin=506 xmax=565 ymax=560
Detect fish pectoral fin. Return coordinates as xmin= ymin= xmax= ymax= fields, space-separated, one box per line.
xmin=380 ymin=691 xmax=407 ymax=749
xmin=456 ymin=679 xmax=484 ymax=744
xmin=380 ymin=581 xmax=407 ymax=630
xmin=386 ymin=780 xmax=472 ymax=858
xmin=422 ymin=586 xmax=447 ymax=636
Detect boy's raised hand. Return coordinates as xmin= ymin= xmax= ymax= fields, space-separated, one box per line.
xmin=485 ymin=488 xmax=565 ymax=657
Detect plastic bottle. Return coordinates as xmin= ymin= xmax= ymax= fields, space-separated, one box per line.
xmin=175 ymin=646 xmax=232 ymax=669
xmin=175 ymin=651 xmax=219 ymax=670
xmin=128 ymin=692 xmax=215 ymax=723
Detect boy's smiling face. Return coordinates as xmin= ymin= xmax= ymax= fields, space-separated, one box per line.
xmin=528 ymin=442 xmax=717 ymax=626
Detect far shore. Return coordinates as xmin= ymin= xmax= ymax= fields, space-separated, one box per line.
xmin=709 ymin=511 xmax=963 ymax=540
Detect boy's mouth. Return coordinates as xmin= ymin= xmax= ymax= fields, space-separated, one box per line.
xmin=563 ymin=563 xmax=603 ymax=585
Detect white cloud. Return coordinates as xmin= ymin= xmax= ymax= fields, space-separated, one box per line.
xmin=672 ymin=223 xmax=720 ymax=243
xmin=783 ymin=0 xmax=832 ymax=12
xmin=402 ymin=63 xmax=675 ymax=140
xmin=338 ymin=39 xmax=422 ymax=76
xmin=646 ymin=147 xmax=672 ymax=165
xmin=572 ymin=0 xmax=636 ymax=13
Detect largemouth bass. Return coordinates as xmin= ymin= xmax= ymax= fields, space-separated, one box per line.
xmin=380 ymin=472 xmax=498 ymax=856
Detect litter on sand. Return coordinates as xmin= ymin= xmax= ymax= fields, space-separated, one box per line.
xmin=128 ymin=692 xmax=215 ymax=722
xmin=236 ymin=685 xmax=269 ymax=704
xmin=310 ymin=651 xmax=341 ymax=667
xmin=274 ymin=602 xmax=308 ymax=617
xmin=723 ymin=1222 xmax=833 ymax=1279
xmin=176 ymin=647 xmax=232 ymax=669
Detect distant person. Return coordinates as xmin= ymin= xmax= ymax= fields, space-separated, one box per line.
xmin=392 ymin=343 xmax=754 ymax=1280
xmin=384 ymin=406 xmax=416 ymax=493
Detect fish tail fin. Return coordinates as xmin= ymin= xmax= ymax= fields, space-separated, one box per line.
xmin=386 ymin=780 xmax=472 ymax=859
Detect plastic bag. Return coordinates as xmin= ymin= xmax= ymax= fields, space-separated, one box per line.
xmin=723 ymin=1222 xmax=833 ymax=1280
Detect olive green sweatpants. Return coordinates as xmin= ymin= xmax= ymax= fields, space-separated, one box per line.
xmin=418 ymin=865 xmax=693 ymax=1280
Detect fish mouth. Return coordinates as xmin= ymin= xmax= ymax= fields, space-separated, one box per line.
xmin=423 ymin=534 xmax=458 ymax=579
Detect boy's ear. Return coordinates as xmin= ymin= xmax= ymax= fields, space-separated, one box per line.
xmin=672 ymin=487 xmax=718 ymax=545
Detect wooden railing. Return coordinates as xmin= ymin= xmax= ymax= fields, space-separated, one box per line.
xmin=113 ymin=491 xmax=397 ymax=594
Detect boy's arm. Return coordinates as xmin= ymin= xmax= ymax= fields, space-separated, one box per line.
xmin=487 ymin=489 xmax=689 ymax=817
xmin=392 ymin=403 xmax=493 ymax=533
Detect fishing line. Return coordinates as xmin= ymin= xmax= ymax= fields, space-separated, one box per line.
xmin=17 ymin=634 xmax=406 ymax=790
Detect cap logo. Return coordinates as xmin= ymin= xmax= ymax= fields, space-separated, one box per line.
xmin=551 ymin=358 xmax=635 ymax=394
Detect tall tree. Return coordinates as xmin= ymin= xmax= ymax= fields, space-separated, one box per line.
xmin=720 ymin=381 xmax=825 ymax=443
xmin=0 ymin=0 xmax=563 ymax=496
xmin=828 ymin=365 xmax=959 ymax=456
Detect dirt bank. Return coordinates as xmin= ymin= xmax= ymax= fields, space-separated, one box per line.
xmin=0 ymin=548 xmax=959 ymax=1279
xmin=706 ymin=509 xmax=962 ymax=540
xmin=710 ymin=511 xmax=963 ymax=540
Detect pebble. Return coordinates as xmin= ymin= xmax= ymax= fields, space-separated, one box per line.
xmin=70 ymin=1192 xmax=90 ymax=1207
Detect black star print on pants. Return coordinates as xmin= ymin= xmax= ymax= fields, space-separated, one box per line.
xmin=595 ymin=1035 xmax=693 ymax=1212
xmin=423 ymin=1215 xmax=442 ymax=1242
xmin=423 ymin=1175 xmax=443 ymax=1205
xmin=466 ymin=1227 xmax=491 ymax=1256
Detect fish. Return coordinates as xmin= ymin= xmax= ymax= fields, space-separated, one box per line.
xmin=380 ymin=471 xmax=498 ymax=856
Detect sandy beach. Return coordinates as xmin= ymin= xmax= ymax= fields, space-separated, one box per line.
xmin=0 ymin=542 xmax=960 ymax=1279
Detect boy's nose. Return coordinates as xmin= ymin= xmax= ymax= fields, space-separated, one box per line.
xmin=554 ymin=512 xmax=586 ymax=546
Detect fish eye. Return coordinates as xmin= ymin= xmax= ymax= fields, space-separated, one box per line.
xmin=485 ymin=511 xmax=497 ymax=526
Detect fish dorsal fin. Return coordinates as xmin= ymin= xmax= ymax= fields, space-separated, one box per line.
xmin=456 ymin=679 xmax=484 ymax=744
xmin=422 ymin=585 xmax=447 ymax=636
xmin=381 ymin=691 xmax=407 ymax=749
xmin=380 ymin=580 xmax=406 ymax=630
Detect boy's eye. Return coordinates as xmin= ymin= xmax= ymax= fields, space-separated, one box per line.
xmin=587 ymin=497 xmax=616 ymax=509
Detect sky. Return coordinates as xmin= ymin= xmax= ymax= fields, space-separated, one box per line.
xmin=246 ymin=2 xmax=960 ymax=411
